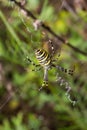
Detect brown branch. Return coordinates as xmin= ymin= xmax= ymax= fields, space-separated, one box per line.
xmin=10 ymin=0 xmax=87 ymax=56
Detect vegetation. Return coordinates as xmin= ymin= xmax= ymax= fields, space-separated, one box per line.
xmin=0 ymin=0 xmax=87 ymax=130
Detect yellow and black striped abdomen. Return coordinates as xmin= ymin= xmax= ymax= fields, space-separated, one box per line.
xmin=35 ymin=49 xmax=51 ymax=68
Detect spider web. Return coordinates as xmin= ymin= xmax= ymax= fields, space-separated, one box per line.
xmin=0 ymin=0 xmax=77 ymax=111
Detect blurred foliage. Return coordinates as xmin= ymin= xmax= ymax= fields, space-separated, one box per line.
xmin=0 ymin=0 xmax=87 ymax=130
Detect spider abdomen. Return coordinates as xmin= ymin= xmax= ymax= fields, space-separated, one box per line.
xmin=35 ymin=49 xmax=51 ymax=68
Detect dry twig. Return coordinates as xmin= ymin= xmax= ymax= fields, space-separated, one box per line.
xmin=10 ymin=0 xmax=87 ymax=56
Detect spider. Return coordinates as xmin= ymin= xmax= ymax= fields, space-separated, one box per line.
xmin=26 ymin=40 xmax=74 ymax=90
xmin=26 ymin=40 xmax=76 ymax=105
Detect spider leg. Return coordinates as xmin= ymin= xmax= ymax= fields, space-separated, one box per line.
xmin=39 ymin=68 xmax=48 ymax=91
xmin=26 ymin=56 xmax=38 ymax=66
xmin=26 ymin=56 xmax=41 ymax=71
xmin=49 ymin=40 xmax=55 ymax=58
xmin=53 ymin=64 xmax=74 ymax=76
xmin=49 ymin=40 xmax=61 ymax=61
xmin=31 ymin=66 xmax=42 ymax=72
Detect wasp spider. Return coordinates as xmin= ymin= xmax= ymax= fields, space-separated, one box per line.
xmin=27 ymin=40 xmax=73 ymax=87
xmin=26 ymin=40 xmax=76 ymax=105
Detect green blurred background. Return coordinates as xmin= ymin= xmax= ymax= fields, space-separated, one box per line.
xmin=0 ymin=0 xmax=87 ymax=130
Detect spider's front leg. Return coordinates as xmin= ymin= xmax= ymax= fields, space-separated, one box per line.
xmin=39 ymin=68 xmax=48 ymax=91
